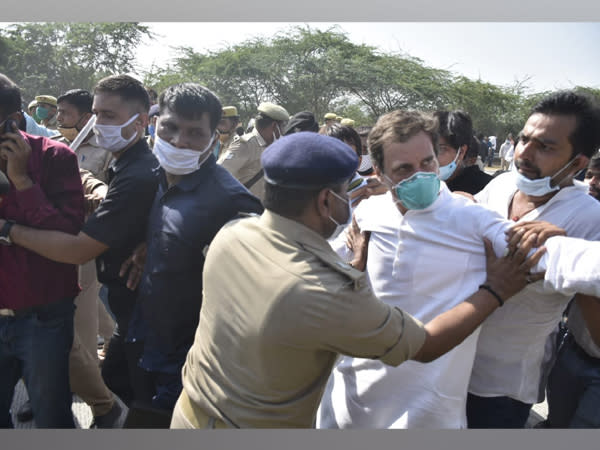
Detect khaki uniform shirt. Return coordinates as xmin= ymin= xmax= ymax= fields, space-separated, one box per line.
xmin=181 ymin=210 xmax=426 ymax=428
xmin=217 ymin=132 xmax=238 ymax=158
xmin=56 ymin=133 xmax=112 ymax=182
xmin=217 ymin=128 xmax=267 ymax=200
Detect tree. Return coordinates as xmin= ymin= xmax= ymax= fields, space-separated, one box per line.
xmin=0 ymin=23 xmax=153 ymax=102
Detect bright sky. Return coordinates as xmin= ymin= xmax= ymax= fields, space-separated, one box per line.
xmin=136 ymin=22 xmax=600 ymax=94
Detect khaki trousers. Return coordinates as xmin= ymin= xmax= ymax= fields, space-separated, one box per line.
xmin=69 ymin=260 xmax=114 ymax=417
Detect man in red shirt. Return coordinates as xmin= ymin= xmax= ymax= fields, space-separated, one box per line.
xmin=0 ymin=74 xmax=85 ymax=427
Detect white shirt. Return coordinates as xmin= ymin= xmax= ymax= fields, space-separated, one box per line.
xmin=469 ymin=173 xmax=600 ymax=403
xmin=499 ymin=141 xmax=514 ymax=162
xmin=317 ymin=185 xmax=510 ymax=429
xmin=541 ymin=236 xmax=600 ymax=358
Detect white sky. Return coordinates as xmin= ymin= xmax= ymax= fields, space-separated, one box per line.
xmin=136 ymin=22 xmax=600 ymax=94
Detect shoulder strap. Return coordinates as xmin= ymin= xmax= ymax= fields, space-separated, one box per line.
xmin=244 ymin=168 xmax=264 ymax=189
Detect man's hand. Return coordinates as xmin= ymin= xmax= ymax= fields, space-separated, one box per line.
xmin=346 ymin=215 xmax=371 ymax=271
xmin=505 ymin=220 xmax=566 ymax=253
xmin=119 ymin=241 xmax=147 ymax=290
xmin=0 ymin=122 xmax=33 ymax=191
xmin=484 ymin=234 xmax=546 ymax=303
xmin=349 ymin=177 xmax=387 ymax=208
xmin=84 ymin=185 xmax=108 ymax=216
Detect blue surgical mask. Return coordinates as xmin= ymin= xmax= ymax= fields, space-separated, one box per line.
xmin=439 ymin=150 xmax=460 ymax=181
xmin=36 ymin=106 xmax=49 ymax=120
xmin=513 ymin=156 xmax=579 ymax=197
xmin=386 ymin=172 xmax=441 ymax=210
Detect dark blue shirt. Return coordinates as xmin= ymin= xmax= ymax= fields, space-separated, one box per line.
xmin=128 ymin=154 xmax=263 ymax=373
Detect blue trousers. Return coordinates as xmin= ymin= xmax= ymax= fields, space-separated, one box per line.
xmin=0 ymin=299 xmax=75 ymax=428
xmin=466 ymin=393 xmax=532 ymax=428
xmin=546 ymin=333 xmax=600 ymax=428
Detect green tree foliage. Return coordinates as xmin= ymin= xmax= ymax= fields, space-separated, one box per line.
xmin=0 ymin=23 xmax=153 ymax=103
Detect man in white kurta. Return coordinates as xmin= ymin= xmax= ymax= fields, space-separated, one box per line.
xmin=317 ymin=110 xmax=519 ymax=429
xmin=467 ymin=172 xmax=600 ymax=420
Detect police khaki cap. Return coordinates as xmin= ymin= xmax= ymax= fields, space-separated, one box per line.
xmin=222 ymin=106 xmax=239 ymax=118
xmin=324 ymin=112 xmax=337 ymax=120
xmin=335 ymin=115 xmax=343 ymax=121
xmin=28 ymin=100 xmax=37 ymax=110
xmin=340 ymin=118 xmax=355 ymax=127
xmin=257 ymin=102 xmax=289 ymax=121
xmin=35 ymin=95 xmax=57 ymax=107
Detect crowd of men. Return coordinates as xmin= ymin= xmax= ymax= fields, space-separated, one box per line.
xmin=1 ymin=71 xmax=600 ymax=429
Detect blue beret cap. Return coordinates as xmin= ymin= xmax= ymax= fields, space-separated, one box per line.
xmin=262 ymin=132 xmax=359 ymax=188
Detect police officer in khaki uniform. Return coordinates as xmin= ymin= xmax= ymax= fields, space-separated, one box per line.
xmin=319 ymin=112 xmax=337 ymax=133
xmin=170 ymin=132 xmax=544 ymax=429
xmin=35 ymin=94 xmax=59 ymax=129
xmin=217 ymin=102 xmax=289 ymax=200
xmin=216 ymin=106 xmax=240 ymax=158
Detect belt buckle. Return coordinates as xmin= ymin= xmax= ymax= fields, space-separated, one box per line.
xmin=0 ymin=308 xmax=16 ymax=317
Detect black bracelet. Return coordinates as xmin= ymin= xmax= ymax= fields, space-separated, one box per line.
xmin=479 ymin=284 xmax=504 ymax=307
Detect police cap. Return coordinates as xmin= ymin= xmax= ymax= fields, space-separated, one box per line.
xmin=262 ymin=132 xmax=359 ymax=189
xmin=324 ymin=112 xmax=337 ymax=120
xmin=222 ymin=106 xmax=239 ymax=118
xmin=35 ymin=95 xmax=57 ymax=107
xmin=257 ymin=102 xmax=289 ymax=121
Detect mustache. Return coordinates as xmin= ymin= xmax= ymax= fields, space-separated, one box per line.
xmin=515 ymin=159 xmax=541 ymax=178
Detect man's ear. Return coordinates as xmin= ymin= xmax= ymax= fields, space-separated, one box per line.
xmin=137 ymin=112 xmax=149 ymax=129
xmin=573 ymin=154 xmax=590 ymax=174
xmin=315 ymin=187 xmax=332 ymax=219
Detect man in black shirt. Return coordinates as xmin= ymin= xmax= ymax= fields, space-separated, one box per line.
xmin=6 ymin=74 xmax=159 ymax=415
xmin=435 ymin=111 xmax=492 ymax=195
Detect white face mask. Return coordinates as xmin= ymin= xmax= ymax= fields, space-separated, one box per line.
xmin=272 ymin=123 xmax=282 ymax=143
xmin=358 ymin=154 xmax=373 ymax=172
xmin=93 ymin=113 xmax=140 ymax=153
xmin=327 ymin=189 xmax=352 ymax=240
xmin=513 ymin=156 xmax=579 ymax=197
xmin=153 ymin=134 xmax=215 ymax=175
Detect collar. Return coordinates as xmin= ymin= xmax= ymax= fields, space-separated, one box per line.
xmin=259 ymin=210 xmax=327 ymax=249
xmin=161 ymin=154 xmax=217 ymax=192
xmin=252 ymin=127 xmax=268 ymax=147
xmin=259 ymin=210 xmax=364 ymax=280
xmin=110 ymin=138 xmax=150 ymax=174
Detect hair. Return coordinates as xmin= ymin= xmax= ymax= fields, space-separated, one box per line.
xmin=434 ymin=110 xmax=473 ymax=151
xmin=465 ymin=135 xmax=482 ymax=160
xmin=324 ymin=123 xmax=362 ymax=157
xmin=94 ymin=74 xmax=150 ymax=115
xmin=263 ymin=182 xmax=342 ymax=218
xmin=57 ymin=89 xmax=93 ymax=114
xmin=0 ymin=73 xmax=22 ymax=117
xmin=356 ymin=125 xmax=372 ymax=137
xmin=590 ymin=151 xmax=600 ymax=169
xmin=158 ymin=83 xmax=222 ymax=132
xmin=368 ymin=110 xmax=439 ymax=171
xmin=531 ymin=90 xmax=600 ymax=158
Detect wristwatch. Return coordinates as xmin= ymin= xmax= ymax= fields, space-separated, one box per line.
xmin=0 ymin=220 xmax=15 ymax=245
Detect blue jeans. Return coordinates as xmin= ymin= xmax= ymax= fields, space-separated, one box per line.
xmin=466 ymin=393 xmax=532 ymax=428
xmin=546 ymin=333 xmax=600 ymax=428
xmin=0 ymin=299 xmax=75 ymax=428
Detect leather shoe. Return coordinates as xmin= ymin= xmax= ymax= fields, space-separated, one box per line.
xmin=16 ymin=399 xmax=34 ymax=422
